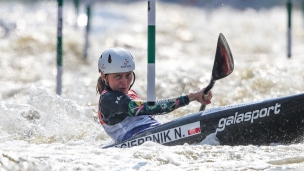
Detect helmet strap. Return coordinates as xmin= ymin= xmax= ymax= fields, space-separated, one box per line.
xmin=129 ymin=72 xmax=136 ymax=90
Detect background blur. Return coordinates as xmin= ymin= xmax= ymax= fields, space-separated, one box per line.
xmin=1 ymin=0 xmax=304 ymax=170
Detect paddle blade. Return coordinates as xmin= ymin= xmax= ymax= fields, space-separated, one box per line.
xmin=212 ymin=33 xmax=234 ymax=80
xmin=200 ymin=33 xmax=234 ymax=111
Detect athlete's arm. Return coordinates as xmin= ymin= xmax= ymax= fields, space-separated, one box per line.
xmin=128 ymin=96 xmax=190 ymax=116
xmin=128 ymin=88 xmax=212 ymax=116
xmin=100 ymin=90 xmax=211 ymax=124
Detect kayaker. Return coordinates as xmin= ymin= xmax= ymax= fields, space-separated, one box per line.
xmin=96 ymin=47 xmax=212 ymax=142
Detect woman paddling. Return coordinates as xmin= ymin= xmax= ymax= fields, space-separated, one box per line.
xmin=96 ymin=47 xmax=212 ymax=142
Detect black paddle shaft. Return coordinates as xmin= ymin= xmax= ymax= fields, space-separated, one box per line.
xmin=204 ymin=79 xmax=215 ymax=94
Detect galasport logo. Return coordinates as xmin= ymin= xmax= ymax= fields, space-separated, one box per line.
xmin=121 ymin=58 xmax=131 ymax=68
xmin=115 ymin=121 xmax=201 ymax=148
xmin=217 ymin=103 xmax=281 ymax=131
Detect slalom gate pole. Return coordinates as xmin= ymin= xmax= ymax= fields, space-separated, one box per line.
xmin=73 ymin=0 xmax=79 ymax=28
xmin=56 ymin=0 xmax=63 ymax=95
xmin=147 ymin=0 xmax=156 ymax=106
xmin=84 ymin=0 xmax=92 ymax=60
xmin=287 ymin=0 xmax=292 ymax=58
xmin=301 ymin=0 xmax=304 ymax=22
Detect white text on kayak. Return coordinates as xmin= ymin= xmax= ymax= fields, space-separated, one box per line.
xmin=217 ymin=103 xmax=281 ymax=131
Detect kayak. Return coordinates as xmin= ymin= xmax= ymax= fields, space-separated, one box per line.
xmin=102 ymin=33 xmax=303 ymax=148
xmin=102 ymin=93 xmax=304 ymax=148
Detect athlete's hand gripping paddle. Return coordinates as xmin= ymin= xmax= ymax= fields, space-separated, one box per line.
xmin=199 ymin=33 xmax=234 ymax=111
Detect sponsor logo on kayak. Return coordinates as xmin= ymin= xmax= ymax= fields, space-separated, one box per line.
xmin=115 ymin=121 xmax=201 ymax=148
xmin=217 ymin=103 xmax=281 ymax=132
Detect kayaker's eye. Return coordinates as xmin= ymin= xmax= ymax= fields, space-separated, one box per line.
xmin=126 ymin=73 xmax=132 ymax=79
xmin=115 ymin=74 xmax=121 ymax=79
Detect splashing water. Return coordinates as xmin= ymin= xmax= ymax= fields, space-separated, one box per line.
xmin=1 ymin=1 xmax=304 ymax=170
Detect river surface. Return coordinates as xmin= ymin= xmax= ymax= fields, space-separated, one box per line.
xmin=1 ymin=1 xmax=304 ymax=170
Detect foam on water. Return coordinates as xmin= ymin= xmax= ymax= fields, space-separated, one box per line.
xmin=0 ymin=86 xmax=106 ymax=144
xmin=1 ymin=1 xmax=304 ymax=170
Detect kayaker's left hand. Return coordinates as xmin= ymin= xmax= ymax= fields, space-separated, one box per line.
xmin=188 ymin=89 xmax=212 ymax=105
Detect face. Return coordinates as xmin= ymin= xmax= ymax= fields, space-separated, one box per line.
xmin=102 ymin=71 xmax=133 ymax=94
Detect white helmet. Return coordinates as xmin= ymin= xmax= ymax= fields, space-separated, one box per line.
xmin=98 ymin=47 xmax=135 ymax=74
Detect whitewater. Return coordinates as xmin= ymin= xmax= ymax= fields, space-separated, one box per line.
xmin=1 ymin=1 xmax=304 ymax=170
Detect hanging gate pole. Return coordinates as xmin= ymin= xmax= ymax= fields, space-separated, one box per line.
xmin=147 ymin=0 xmax=156 ymax=106
xmin=84 ymin=0 xmax=92 ymax=60
xmin=56 ymin=0 xmax=63 ymax=95
xmin=73 ymin=0 xmax=79 ymax=28
xmin=287 ymin=0 xmax=292 ymax=58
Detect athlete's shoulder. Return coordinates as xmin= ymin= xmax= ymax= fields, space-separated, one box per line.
xmin=127 ymin=89 xmax=141 ymax=100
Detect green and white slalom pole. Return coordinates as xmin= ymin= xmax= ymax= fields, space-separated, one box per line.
xmin=147 ymin=0 xmax=155 ymax=106
xmin=56 ymin=0 xmax=63 ymax=95
xmin=287 ymin=0 xmax=292 ymax=58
